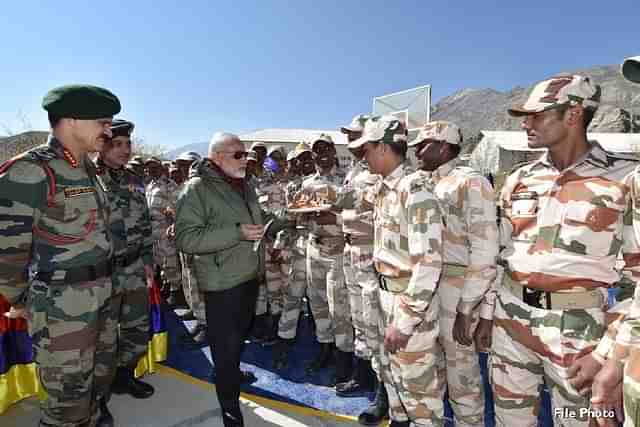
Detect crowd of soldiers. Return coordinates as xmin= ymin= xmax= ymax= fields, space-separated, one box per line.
xmin=2 ymin=55 xmax=640 ymax=427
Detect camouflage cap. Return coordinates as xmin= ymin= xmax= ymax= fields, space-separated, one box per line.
xmin=129 ymin=155 xmax=144 ymax=166
xmin=408 ymin=120 xmax=463 ymax=147
xmin=110 ymin=119 xmax=134 ymax=138
xmin=247 ymin=150 xmax=258 ymax=162
xmin=144 ymin=156 xmax=162 ymax=165
xmin=176 ymin=151 xmax=202 ymax=162
xmin=267 ymin=145 xmax=286 ymax=157
xmin=42 ymin=84 xmax=121 ymax=119
xmin=340 ymin=114 xmax=370 ymax=133
xmin=348 ymin=115 xmax=407 ymax=149
xmin=508 ymin=74 xmax=601 ymax=117
xmin=287 ymin=143 xmax=311 ymax=161
xmin=250 ymin=142 xmax=267 ymax=150
xmin=310 ymin=133 xmax=334 ymax=150
xmin=622 ymin=56 xmax=640 ymax=84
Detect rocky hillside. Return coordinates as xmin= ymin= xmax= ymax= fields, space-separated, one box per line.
xmin=431 ymin=65 xmax=640 ymax=150
xmin=0 ymin=131 xmax=49 ymax=163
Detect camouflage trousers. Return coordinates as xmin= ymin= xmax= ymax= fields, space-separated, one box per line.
xmin=179 ymin=252 xmax=206 ymax=325
xmin=307 ymin=238 xmax=353 ymax=352
xmin=437 ymin=272 xmax=484 ymax=427
xmin=256 ymin=243 xmax=287 ymax=316
xmin=377 ymin=288 xmax=446 ymax=426
xmin=112 ymin=259 xmax=151 ymax=368
xmin=624 ymin=346 xmax=640 ymax=426
xmin=26 ymin=276 xmax=118 ymax=427
xmin=153 ymin=233 xmax=179 ymax=291
xmin=491 ymin=286 xmax=606 ymax=427
xmin=343 ymin=242 xmax=380 ymax=360
xmin=277 ymin=243 xmax=308 ymax=340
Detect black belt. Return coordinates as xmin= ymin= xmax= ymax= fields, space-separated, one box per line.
xmin=113 ymin=247 xmax=142 ymax=268
xmin=35 ymin=258 xmax=114 ymax=285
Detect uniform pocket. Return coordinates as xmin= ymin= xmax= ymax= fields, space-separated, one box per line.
xmin=556 ymin=203 xmax=623 ymax=256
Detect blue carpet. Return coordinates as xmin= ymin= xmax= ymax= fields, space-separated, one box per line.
xmin=163 ymin=305 xmax=555 ymax=426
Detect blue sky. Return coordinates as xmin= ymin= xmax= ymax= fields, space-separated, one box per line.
xmin=1 ymin=0 xmax=639 ymax=150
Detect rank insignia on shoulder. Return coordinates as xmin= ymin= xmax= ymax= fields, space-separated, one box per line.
xmin=64 ymin=186 xmax=96 ymax=198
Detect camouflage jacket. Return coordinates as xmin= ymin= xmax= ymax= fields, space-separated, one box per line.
xmin=610 ymin=167 xmax=640 ymax=362
xmin=337 ymin=161 xmax=378 ymax=240
xmin=431 ymin=158 xmax=498 ymax=316
xmin=301 ymin=169 xmax=344 ymax=238
xmin=373 ymin=164 xmax=442 ymax=336
xmin=273 ymin=174 xmax=308 ymax=252
xmin=484 ymin=142 xmax=640 ymax=358
xmin=146 ymin=176 xmax=178 ymax=241
xmin=96 ymin=159 xmax=153 ymax=266
xmin=257 ymin=172 xmax=287 ymax=215
xmin=0 ymin=137 xmax=113 ymax=304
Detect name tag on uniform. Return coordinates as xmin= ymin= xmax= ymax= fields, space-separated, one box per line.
xmin=64 ymin=186 xmax=96 ymax=198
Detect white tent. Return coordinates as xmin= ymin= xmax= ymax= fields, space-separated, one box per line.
xmin=470 ymin=131 xmax=640 ymax=175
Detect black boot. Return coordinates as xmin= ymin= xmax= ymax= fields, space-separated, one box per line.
xmin=305 ymin=343 xmax=334 ymax=373
xmin=337 ymin=356 xmax=376 ymax=396
xmin=260 ymin=313 xmax=281 ymax=346
xmin=167 ymin=288 xmax=188 ymax=309
xmin=248 ymin=313 xmax=269 ymax=343
xmin=111 ymin=366 xmax=155 ymax=399
xmin=358 ymin=381 xmax=389 ymax=426
xmin=272 ymin=338 xmax=294 ymax=370
xmin=388 ymin=421 xmax=410 ymax=427
xmin=96 ymin=398 xmax=114 ymax=427
xmin=334 ymin=350 xmax=353 ymax=387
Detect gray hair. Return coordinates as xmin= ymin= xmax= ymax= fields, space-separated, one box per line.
xmin=208 ymin=132 xmax=241 ymax=156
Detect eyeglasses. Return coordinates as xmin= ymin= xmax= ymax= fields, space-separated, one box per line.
xmin=217 ymin=151 xmax=249 ymax=160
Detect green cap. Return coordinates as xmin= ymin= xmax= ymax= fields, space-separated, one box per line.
xmin=42 ymin=84 xmax=121 ymax=119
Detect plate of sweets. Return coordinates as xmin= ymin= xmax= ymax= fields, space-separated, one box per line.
xmin=287 ymin=193 xmax=333 ymax=213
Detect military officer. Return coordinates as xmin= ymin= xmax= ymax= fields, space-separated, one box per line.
xmin=95 ymin=119 xmax=156 ymax=402
xmin=300 ymin=134 xmax=354 ymax=382
xmin=174 ymin=151 xmax=209 ymax=345
xmin=408 ymin=121 xmax=498 ymax=427
xmin=351 ymin=115 xmax=445 ymax=426
xmin=0 ymin=85 xmax=121 ymax=426
xmin=473 ymin=74 xmax=640 ymax=427
xmin=145 ymin=156 xmax=181 ymax=306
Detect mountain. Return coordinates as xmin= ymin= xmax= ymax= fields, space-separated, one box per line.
xmin=164 ymin=141 xmax=209 ymax=160
xmin=0 ymin=131 xmax=49 ymax=163
xmin=431 ymin=65 xmax=640 ymax=152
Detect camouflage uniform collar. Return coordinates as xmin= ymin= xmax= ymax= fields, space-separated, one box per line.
xmin=432 ymin=157 xmax=461 ymax=183
xmin=382 ymin=162 xmax=409 ymax=190
xmin=535 ymin=140 xmax=608 ymax=172
xmin=47 ymin=135 xmax=83 ymax=168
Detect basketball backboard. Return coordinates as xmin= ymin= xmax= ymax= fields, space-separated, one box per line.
xmin=372 ymin=85 xmax=431 ymax=131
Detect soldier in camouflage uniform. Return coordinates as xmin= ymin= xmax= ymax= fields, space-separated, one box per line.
xmin=300 ymin=134 xmax=354 ymax=379
xmin=351 ymin=115 xmax=446 ymax=427
xmin=0 ymin=85 xmax=121 ymax=426
xmin=333 ymin=115 xmax=381 ymax=399
xmin=472 ymin=75 xmax=640 ymax=427
xmin=173 ymin=151 xmax=208 ymax=345
xmin=254 ymin=145 xmax=289 ymax=343
xmin=586 ymin=57 xmax=640 ymax=427
xmin=272 ymin=145 xmax=316 ymax=368
xmin=408 ymin=121 xmax=498 ymax=427
xmin=145 ymin=157 xmax=181 ymax=306
xmin=95 ymin=119 xmax=156 ymax=400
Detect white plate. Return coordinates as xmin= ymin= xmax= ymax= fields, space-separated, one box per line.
xmin=287 ymin=205 xmax=332 ymax=213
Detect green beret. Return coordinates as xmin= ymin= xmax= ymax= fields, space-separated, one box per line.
xmin=42 ymin=84 xmax=121 ymax=119
xmin=111 ymin=119 xmax=134 ymax=138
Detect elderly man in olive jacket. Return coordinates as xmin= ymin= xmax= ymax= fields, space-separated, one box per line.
xmin=175 ymin=131 xmax=288 ymax=427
